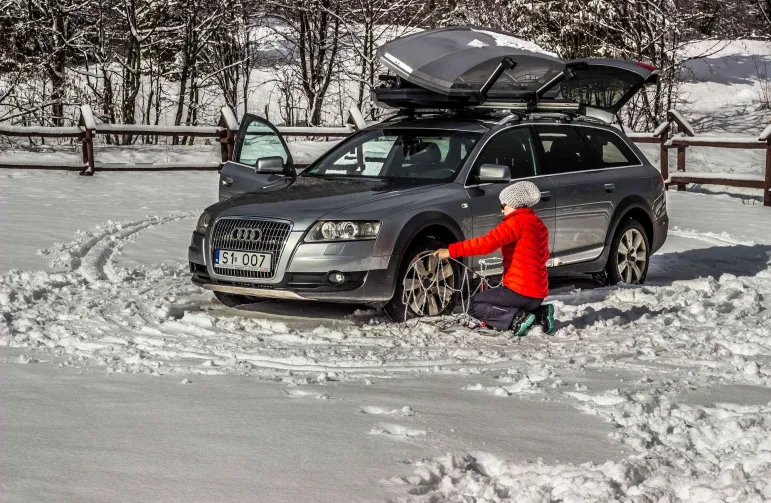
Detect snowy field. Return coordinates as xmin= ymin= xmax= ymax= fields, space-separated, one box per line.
xmin=1 ymin=168 xmax=771 ymax=502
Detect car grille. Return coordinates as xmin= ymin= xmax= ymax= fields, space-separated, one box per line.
xmin=210 ymin=217 xmax=292 ymax=279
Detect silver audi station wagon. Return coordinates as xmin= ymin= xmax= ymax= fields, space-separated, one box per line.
xmin=189 ymin=27 xmax=669 ymax=319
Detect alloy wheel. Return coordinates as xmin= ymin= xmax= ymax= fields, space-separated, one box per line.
xmin=617 ymin=228 xmax=647 ymax=284
xmin=402 ymin=252 xmax=456 ymax=316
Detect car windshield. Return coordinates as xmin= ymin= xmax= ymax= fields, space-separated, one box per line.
xmin=303 ymin=128 xmax=482 ymax=181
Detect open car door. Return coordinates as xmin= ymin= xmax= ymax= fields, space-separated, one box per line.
xmin=550 ymin=59 xmax=660 ymax=123
xmin=219 ymin=114 xmax=295 ymax=201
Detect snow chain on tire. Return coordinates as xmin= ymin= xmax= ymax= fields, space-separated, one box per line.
xmin=400 ymin=251 xmax=502 ymax=324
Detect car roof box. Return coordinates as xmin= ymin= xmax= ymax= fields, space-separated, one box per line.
xmin=373 ymin=27 xmax=660 ymax=121
xmin=374 ymin=27 xmax=565 ymax=108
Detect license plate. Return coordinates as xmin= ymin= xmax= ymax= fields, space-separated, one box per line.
xmin=215 ymin=249 xmax=272 ymax=272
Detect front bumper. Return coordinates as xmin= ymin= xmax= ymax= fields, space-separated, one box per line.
xmin=188 ymin=231 xmax=399 ymax=304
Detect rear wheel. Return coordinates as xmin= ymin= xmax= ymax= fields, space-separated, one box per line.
xmin=213 ymin=291 xmax=255 ymax=308
xmin=384 ymin=240 xmax=459 ymax=322
xmin=599 ymin=219 xmax=650 ymax=286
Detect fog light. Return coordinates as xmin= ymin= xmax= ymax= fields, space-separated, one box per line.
xmin=328 ymin=272 xmax=347 ymax=284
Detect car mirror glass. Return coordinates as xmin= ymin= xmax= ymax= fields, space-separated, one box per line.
xmin=255 ymin=156 xmax=285 ymax=174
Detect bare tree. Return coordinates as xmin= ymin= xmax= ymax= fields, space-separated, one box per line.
xmin=335 ymin=0 xmax=429 ymax=119
xmin=8 ymin=0 xmax=93 ymax=125
xmin=265 ymin=0 xmax=342 ymax=125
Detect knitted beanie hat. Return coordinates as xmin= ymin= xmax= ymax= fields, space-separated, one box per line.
xmin=499 ymin=181 xmax=541 ymax=209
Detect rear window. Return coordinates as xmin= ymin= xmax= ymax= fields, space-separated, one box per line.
xmin=579 ymin=129 xmax=639 ymax=168
xmin=534 ymin=126 xmax=598 ymax=175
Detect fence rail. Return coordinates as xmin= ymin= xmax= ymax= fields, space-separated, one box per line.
xmin=651 ymin=111 xmax=771 ymax=206
xmin=0 ymin=105 xmax=353 ymax=174
xmin=1 ymin=105 xmax=769 ymax=206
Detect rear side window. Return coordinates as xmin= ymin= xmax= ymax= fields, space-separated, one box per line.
xmin=534 ymin=126 xmax=598 ymax=175
xmin=579 ymin=128 xmax=640 ymax=168
xmin=470 ymin=128 xmax=538 ymax=184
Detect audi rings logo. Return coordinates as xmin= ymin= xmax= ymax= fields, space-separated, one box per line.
xmin=231 ymin=227 xmax=263 ymax=242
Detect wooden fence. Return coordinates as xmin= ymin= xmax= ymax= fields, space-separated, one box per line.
xmin=0 ymin=105 xmax=354 ymax=174
xmin=1 ymin=105 xmax=769 ymax=206
xmin=627 ymin=110 xmax=770 ymax=207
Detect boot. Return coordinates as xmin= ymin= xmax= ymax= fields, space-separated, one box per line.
xmin=510 ymin=310 xmax=536 ymax=337
xmin=535 ymin=304 xmax=556 ymax=335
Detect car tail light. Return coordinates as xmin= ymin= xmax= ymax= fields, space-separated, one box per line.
xmin=636 ymin=61 xmax=657 ymax=72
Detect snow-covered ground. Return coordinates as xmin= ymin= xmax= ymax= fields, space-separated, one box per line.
xmin=2 ymin=167 xmax=771 ymax=502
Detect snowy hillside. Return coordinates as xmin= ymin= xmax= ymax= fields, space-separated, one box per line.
xmin=680 ymin=40 xmax=771 ymax=133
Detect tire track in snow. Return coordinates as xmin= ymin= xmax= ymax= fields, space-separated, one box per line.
xmin=669 ymin=226 xmax=756 ymax=247
xmin=76 ymin=212 xmax=197 ymax=283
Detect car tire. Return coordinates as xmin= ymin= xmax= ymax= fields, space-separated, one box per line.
xmin=598 ymin=219 xmax=650 ymax=286
xmin=213 ymin=291 xmax=255 ymax=308
xmin=384 ymin=239 xmax=460 ymax=322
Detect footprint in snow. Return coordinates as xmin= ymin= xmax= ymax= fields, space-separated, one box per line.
xmin=370 ymin=423 xmax=426 ymax=441
xmin=360 ymin=405 xmax=415 ymax=416
xmin=284 ymin=388 xmax=330 ymax=400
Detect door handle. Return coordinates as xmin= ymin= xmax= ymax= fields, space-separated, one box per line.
xmin=540 ymin=191 xmax=552 ymax=201
xmin=604 ymin=183 xmax=615 ymax=192
xmin=222 ymin=177 xmax=234 ymax=187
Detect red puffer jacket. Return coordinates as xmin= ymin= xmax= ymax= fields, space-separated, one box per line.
xmin=448 ymin=208 xmax=549 ymax=299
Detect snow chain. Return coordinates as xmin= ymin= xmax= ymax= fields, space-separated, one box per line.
xmin=400 ymin=252 xmax=503 ymax=324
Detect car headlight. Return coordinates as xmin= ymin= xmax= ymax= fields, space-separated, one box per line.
xmin=195 ymin=212 xmax=212 ymax=234
xmin=306 ymin=221 xmax=381 ymax=242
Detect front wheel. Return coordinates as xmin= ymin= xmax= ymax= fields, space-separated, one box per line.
xmin=384 ymin=240 xmax=459 ymax=322
xmin=601 ymin=219 xmax=650 ymax=286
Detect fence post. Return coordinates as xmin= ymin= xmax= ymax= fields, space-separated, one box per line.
xmin=348 ymin=106 xmax=367 ymax=132
xmin=653 ymin=121 xmax=671 ymax=188
xmin=764 ymin=141 xmax=771 ymax=207
xmin=78 ymin=104 xmax=97 ymax=176
xmin=219 ymin=106 xmax=239 ymax=166
xmin=760 ymin=124 xmax=771 ymax=207
xmin=668 ymin=110 xmax=694 ymax=192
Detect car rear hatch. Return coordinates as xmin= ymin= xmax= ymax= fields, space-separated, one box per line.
xmin=374 ymin=27 xmax=659 ymax=121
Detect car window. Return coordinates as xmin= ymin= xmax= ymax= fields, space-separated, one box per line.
xmin=534 ymin=126 xmax=598 ymax=175
xmin=304 ymin=129 xmax=481 ymax=181
xmin=237 ymin=118 xmax=290 ymax=167
xmin=469 ymin=128 xmax=537 ymax=184
xmin=579 ymin=128 xmax=639 ymax=168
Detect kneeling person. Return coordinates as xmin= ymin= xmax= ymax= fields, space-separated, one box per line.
xmin=434 ymin=181 xmax=555 ymax=336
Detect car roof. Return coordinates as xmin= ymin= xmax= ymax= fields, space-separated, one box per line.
xmin=368 ymin=116 xmax=494 ymax=133
xmin=365 ymin=114 xmax=623 ymax=134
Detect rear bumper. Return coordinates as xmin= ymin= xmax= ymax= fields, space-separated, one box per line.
xmin=189 ymin=231 xmax=400 ymax=305
xmin=651 ymin=213 xmax=669 ymax=254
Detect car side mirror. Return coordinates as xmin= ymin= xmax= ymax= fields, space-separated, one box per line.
xmin=255 ymin=156 xmax=285 ymax=174
xmin=478 ymin=164 xmax=511 ymax=184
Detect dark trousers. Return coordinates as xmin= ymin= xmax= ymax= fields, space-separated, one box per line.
xmin=469 ymin=287 xmax=543 ymax=331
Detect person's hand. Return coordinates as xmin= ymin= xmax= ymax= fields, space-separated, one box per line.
xmin=433 ymin=248 xmax=450 ymax=260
